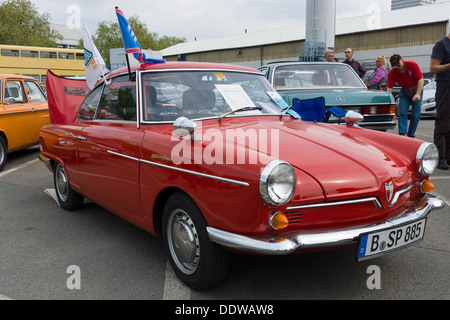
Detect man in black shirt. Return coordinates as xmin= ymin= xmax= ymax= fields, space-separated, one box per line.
xmin=343 ymin=48 xmax=366 ymax=78
xmin=430 ymin=28 xmax=450 ymax=170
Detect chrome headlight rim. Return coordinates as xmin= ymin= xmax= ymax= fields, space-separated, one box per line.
xmin=416 ymin=142 xmax=439 ymax=175
xmin=259 ymin=160 xmax=296 ymax=206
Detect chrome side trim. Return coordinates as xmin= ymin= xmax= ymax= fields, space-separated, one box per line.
xmin=140 ymin=158 xmax=250 ymax=187
xmin=107 ymin=150 xmax=249 ymax=187
xmin=286 ymin=197 xmax=382 ymax=211
xmin=107 ymin=150 xmax=140 ymax=162
xmin=0 ymin=109 xmax=49 ymax=115
xmin=207 ymin=196 xmax=444 ymax=255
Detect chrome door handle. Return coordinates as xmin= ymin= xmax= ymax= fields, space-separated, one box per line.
xmin=74 ymin=135 xmax=87 ymax=141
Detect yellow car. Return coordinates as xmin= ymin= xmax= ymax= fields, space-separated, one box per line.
xmin=0 ymin=74 xmax=49 ymax=171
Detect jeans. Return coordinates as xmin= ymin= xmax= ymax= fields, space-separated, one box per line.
xmin=397 ymin=89 xmax=422 ymax=138
xmin=433 ymin=81 xmax=450 ymax=160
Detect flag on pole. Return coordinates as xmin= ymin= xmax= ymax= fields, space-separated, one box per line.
xmin=83 ymin=25 xmax=109 ymax=89
xmin=115 ymin=7 xmax=166 ymax=64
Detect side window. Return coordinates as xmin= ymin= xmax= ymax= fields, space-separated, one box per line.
xmin=4 ymin=81 xmax=26 ymax=104
xmin=24 ymin=81 xmax=47 ymax=102
xmin=97 ymin=75 xmax=137 ymax=121
xmin=78 ymin=85 xmax=103 ymax=121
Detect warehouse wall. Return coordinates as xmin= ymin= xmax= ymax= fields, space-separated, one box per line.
xmin=164 ymin=21 xmax=448 ymax=72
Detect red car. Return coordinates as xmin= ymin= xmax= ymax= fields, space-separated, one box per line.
xmin=39 ymin=62 xmax=444 ymax=290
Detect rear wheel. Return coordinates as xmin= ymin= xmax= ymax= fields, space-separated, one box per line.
xmin=54 ymin=162 xmax=84 ymax=211
xmin=162 ymin=192 xmax=228 ymax=290
xmin=0 ymin=136 xmax=7 ymax=172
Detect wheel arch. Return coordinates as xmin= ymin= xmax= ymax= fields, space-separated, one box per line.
xmin=152 ymin=187 xmax=198 ymax=237
xmin=0 ymin=130 xmax=8 ymax=149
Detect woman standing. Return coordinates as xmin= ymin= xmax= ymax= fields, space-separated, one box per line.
xmin=366 ymin=56 xmax=388 ymax=91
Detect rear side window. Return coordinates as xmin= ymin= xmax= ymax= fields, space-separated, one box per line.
xmin=96 ymin=75 xmax=137 ymax=121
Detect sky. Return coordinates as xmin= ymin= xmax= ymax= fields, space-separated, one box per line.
xmin=32 ymin=0 xmax=449 ymax=42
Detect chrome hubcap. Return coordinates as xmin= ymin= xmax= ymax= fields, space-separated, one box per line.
xmin=56 ymin=166 xmax=68 ymax=201
xmin=167 ymin=209 xmax=200 ymax=275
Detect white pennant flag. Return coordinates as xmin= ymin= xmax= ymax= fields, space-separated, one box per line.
xmin=83 ymin=25 xmax=109 ymax=89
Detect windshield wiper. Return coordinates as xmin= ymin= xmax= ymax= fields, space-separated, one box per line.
xmin=218 ymin=106 xmax=263 ymax=122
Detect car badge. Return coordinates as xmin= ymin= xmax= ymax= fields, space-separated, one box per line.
xmin=336 ymin=96 xmax=345 ymax=105
xmin=385 ymin=180 xmax=394 ymax=203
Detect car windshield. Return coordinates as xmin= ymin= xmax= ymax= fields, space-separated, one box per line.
xmin=273 ymin=64 xmax=365 ymax=89
xmin=141 ymin=70 xmax=286 ymax=122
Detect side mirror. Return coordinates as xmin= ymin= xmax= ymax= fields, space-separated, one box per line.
xmin=173 ymin=117 xmax=201 ymax=141
xmin=345 ymin=111 xmax=364 ymax=127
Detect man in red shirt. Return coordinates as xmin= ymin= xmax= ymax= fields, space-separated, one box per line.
xmin=387 ymin=54 xmax=424 ymax=138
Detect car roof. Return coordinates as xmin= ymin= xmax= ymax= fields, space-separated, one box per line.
xmin=0 ymin=74 xmax=37 ymax=81
xmin=261 ymin=61 xmax=344 ymax=68
xmin=109 ymin=61 xmax=261 ymax=78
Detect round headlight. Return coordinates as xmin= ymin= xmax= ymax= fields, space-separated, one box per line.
xmin=260 ymin=160 xmax=296 ymax=206
xmin=417 ymin=142 xmax=439 ymax=175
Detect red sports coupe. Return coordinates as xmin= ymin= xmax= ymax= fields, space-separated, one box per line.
xmin=39 ymin=62 xmax=444 ymax=290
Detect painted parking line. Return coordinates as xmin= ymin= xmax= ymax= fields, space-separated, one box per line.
xmin=0 ymin=294 xmax=12 ymax=300
xmin=0 ymin=158 xmax=40 ymax=178
xmin=163 ymin=261 xmax=191 ymax=300
xmin=430 ymin=175 xmax=450 ymax=181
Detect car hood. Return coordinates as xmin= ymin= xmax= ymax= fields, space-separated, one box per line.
xmin=46 ymin=70 xmax=90 ymax=124
xmin=200 ymin=118 xmax=414 ymax=202
xmin=277 ymin=88 xmax=394 ymax=106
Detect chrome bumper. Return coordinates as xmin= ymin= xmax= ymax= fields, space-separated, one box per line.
xmin=207 ymin=196 xmax=444 ymax=256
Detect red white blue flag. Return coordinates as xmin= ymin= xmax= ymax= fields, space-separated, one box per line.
xmin=115 ymin=7 xmax=165 ymax=64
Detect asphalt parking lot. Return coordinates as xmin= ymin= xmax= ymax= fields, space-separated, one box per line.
xmin=0 ymin=119 xmax=449 ymax=302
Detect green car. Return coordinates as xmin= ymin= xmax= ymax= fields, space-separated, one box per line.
xmin=259 ymin=62 xmax=397 ymax=131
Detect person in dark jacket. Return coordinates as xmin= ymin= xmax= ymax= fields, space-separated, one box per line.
xmin=343 ymin=48 xmax=366 ymax=78
xmin=430 ymin=28 xmax=450 ymax=170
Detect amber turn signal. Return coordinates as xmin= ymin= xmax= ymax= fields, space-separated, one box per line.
xmin=421 ymin=180 xmax=435 ymax=193
xmin=269 ymin=212 xmax=289 ymax=230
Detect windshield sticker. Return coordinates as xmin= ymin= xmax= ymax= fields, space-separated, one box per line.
xmin=214 ymin=72 xmax=226 ymax=80
xmin=215 ymin=84 xmax=257 ymax=111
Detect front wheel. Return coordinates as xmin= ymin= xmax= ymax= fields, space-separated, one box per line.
xmin=53 ymin=162 xmax=84 ymax=211
xmin=163 ymin=192 xmax=228 ymax=290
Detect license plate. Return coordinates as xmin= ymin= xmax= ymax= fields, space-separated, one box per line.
xmin=357 ymin=219 xmax=426 ymax=261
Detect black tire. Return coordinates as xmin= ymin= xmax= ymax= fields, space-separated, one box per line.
xmin=0 ymin=136 xmax=7 ymax=172
xmin=53 ymin=162 xmax=84 ymax=211
xmin=162 ymin=192 xmax=228 ymax=290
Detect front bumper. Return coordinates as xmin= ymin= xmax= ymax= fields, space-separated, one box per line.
xmin=207 ymin=196 xmax=444 ymax=256
xmin=358 ymin=119 xmax=397 ymax=131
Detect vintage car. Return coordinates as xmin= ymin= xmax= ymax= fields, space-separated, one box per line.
xmin=406 ymin=80 xmax=437 ymax=118
xmin=259 ymin=62 xmax=397 ymax=131
xmin=0 ymin=74 xmax=49 ymax=171
xmin=39 ymin=62 xmax=444 ymax=290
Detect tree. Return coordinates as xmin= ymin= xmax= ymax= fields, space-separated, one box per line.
xmin=92 ymin=15 xmax=186 ymax=68
xmin=0 ymin=0 xmax=62 ymax=47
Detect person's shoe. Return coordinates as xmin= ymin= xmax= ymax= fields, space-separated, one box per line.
xmin=437 ymin=159 xmax=449 ymax=170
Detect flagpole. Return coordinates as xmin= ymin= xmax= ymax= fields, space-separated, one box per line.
xmin=115 ymin=6 xmax=134 ymax=81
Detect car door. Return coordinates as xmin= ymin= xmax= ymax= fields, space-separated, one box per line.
xmin=2 ymin=79 xmax=43 ymax=150
xmin=23 ymin=79 xmax=49 ymax=129
xmin=77 ymin=75 xmax=144 ymax=219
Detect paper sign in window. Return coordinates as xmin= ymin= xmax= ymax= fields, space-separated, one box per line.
xmin=215 ymin=85 xmax=257 ymax=111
